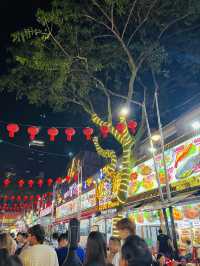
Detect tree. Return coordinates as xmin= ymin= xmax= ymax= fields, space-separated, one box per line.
xmin=1 ymin=0 xmax=200 ymax=203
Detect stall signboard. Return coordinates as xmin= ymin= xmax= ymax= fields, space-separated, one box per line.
xmin=129 ymin=134 xmax=200 ymax=196
xmin=56 ymin=198 xmax=78 ymax=219
xmin=96 ymin=176 xmax=120 ymax=211
xmin=56 ymin=190 xmax=96 ymax=219
xmin=81 ymin=189 xmax=96 ymax=211
xmin=40 ymin=206 xmax=52 ymax=218
xmin=64 ymin=183 xmax=78 ymax=200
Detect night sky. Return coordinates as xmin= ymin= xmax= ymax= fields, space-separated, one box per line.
xmin=0 ymin=1 xmax=200 ymax=190
xmin=0 ymin=0 xmax=86 ymax=184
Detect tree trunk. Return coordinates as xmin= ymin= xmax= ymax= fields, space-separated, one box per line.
xmin=117 ymin=145 xmax=132 ymax=203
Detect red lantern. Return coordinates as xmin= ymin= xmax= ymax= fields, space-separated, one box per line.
xmin=24 ymin=195 xmax=28 ymax=201
xmin=3 ymin=178 xmax=11 ymax=187
xmin=65 ymin=175 xmax=70 ymax=183
xmin=100 ymin=125 xmax=110 ymax=138
xmin=36 ymin=195 xmax=41 ymax=201
xmin=28 ymin=179 xmax=34 ymax=188
xmin=17 ymin=195 xmax=21 ymax=202
xmin=43 ymin=193 xmax=47 ymax=199
xmin=48 ymin=192 xmax=52 ymax=197
xmin=37 ymin=179 xmax=43 ymax=188
xmin=83 ymin=127 xmax=94 ymax=140
xmin=11 ymin=195 xmax=15 ymax=201
xmin=6 ymin=123 xmax=20 ymax=138
xmin=47 ymin=127 xmax=59 ymax=142
xmin=27 ymin=126 xmax=39 ymax=141
xmin=30 ymin=195 xmax=34 ymax=201
xmin=116 ymin=123 xmax=126 ymax=134
xmin=18 ymin=179 xmax=25 ymax=188
xmin=74 ymin=174 xmax=78 ymax=182
xmin=4 ymin=195 xmax=9 ymax=201
xmin=128 ymin=120 xmax=137 ymax=134
xmin=65 ymin=128 xmax=76 ymax=142
xmin=47 ymin=178 xmax=53 ymax=187
xmin=56 ymin=177 xmax=62 ymax=184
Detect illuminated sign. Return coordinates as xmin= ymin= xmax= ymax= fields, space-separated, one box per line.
xmin=64 ymin=183 xmax=78 ymax=199
xmin=129 ymin=134 xmax=200 ymax=197
xmin=56 ymin=189 xmax=96 ymax=219
xmin=40 ymin=206 xmax=52 ymax=217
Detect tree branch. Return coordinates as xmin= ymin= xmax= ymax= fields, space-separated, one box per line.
xmin=122 ymin=0 xmax=138 ymax=39
xmin=158 ymin=12 xmax=192 ymax=39
xmin=92 ymin=77 xmax=112 ymax=123
xmin=127 ymin=0 xmax=158 ymax=47
xmin=108 ymin=89 xmax=143 ymax=107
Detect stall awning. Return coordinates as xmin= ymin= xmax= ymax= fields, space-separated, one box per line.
xmin=126 ymin=190 xmax=199 ymax=212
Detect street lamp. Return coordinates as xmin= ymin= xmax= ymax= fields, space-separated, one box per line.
xmin=149 ymin=147 xmax=156 ymax=153
xmin=151 ymin=134 xmax=161 ymax=142
xmin=192 ymin=121 xmax=200 ymax=130
xmin=120 ymin=106 xmax=129 ymax=117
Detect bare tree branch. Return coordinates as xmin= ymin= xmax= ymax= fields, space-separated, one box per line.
xmin=158 ymin=13 xmax=191 ymax=39
xmin=127 ymin=0 xmax=158 ymax=47
xmin=122 ymin=0 xmax=138 ymax=39
xmin=92 ymin=76 xmax=112 ymax=122
xmin=107 ymin=89 xmax=143 ymax=107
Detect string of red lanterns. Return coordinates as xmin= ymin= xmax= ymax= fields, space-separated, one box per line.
xmin=2 ymin=175 xmax=77 ymax=188
xmin=4 ymin=120 xmax=137 ymax=141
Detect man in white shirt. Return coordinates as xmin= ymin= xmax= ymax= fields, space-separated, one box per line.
xmin=20 ymin=224 xmax=59 ymax=266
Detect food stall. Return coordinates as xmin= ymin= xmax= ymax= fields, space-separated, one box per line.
xmin=126 ymin=134 xmax=200 ymax=251
xmin=39 ymin=206 xmax=53 ymax=236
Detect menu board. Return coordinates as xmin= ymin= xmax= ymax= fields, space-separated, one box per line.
xmin=129 ymin=134 xmax=200 ymax=196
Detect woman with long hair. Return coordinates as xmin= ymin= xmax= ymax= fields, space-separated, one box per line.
xmin=0 ymin=233 xmax=17 ymax=255
xmin=0 ymin=248 xmax=23 ymax=266
xmin=84 ymin=231 xmax=107 ymax=266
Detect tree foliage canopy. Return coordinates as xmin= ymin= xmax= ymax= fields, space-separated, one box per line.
xmin=1 ymin=0 xmax=200 ymax=121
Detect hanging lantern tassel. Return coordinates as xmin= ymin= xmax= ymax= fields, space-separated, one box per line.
xmin=100 ymin=125 xmax=110 ymax=138
xmin=27 ymin=126 xmax=39 ymax=141
xmin=37 ymin=179 xmax=44 ymax=188
xmin=47 ymin=127 xmax=59 ymax=142
xmin=116 ymin=123 xmax=126 ymax=134
xmin=83 ymin=127 xmax=94 ymax=140
xmin=128 ymin=120 xmax=137 ymax=134
xmin=65 ymin=128 xmax=76 ymax=142
xmin=18 ymin=179 xmax=25 ymax=189
xmin=6 ymin=123 xmax=20 ymax=138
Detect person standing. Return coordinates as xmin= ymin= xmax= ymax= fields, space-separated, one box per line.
xmin=157 ymin=229 xmax=174 ymax=259
xmin=120 ymin=235 xmax=152 ymax=266
xmin=116 ymin=218 xmax=136 ymax=241
xmin=15 ymin=233 xmax=29 ymax=255
xmin=107 ymin=237 xmax=121 ymax=266
xmin=20 ymin=224 xmax=59 ymax=266
xmin=84 ymin=231 xmax=107 ymax=266
xmin=56 ymin=232 xmax=85 ymax=266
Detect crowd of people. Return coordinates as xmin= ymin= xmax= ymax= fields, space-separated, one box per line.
xmin=0 ymin=218 xmax=195 ymax=266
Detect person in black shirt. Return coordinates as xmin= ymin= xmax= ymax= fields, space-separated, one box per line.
xmin=157 ymin=229 xmax=174 ymax=259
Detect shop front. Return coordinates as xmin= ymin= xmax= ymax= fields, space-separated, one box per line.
xmin=55 ymin=188 xmax=96 ymax=246
xmin=126 ymin=133 xmax=200 ymax=251
xmin=39 ymin=206 xmax=52 ymax=236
